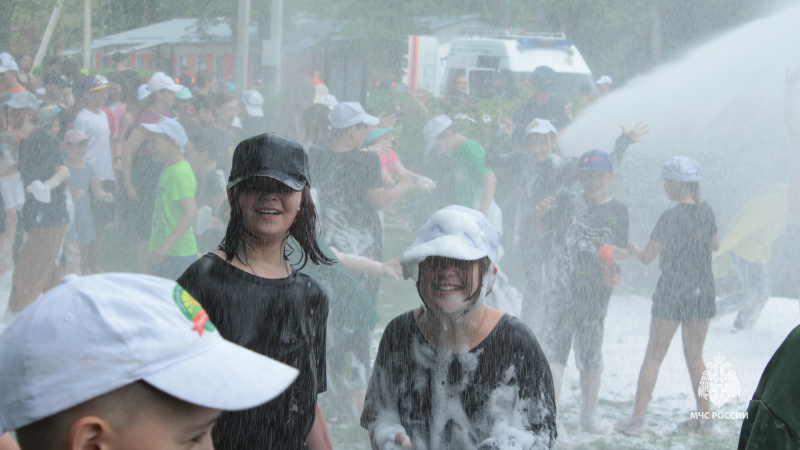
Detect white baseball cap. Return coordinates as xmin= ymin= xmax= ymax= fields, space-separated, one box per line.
xmin=652 ymin=155 xmax=707 ymax=183
xmin=0 ymin=273 xmax=299 ymax=434
xmin=241 ymin=90 xmax=264 ymax=117
xmin=137 ymin=84 xmax=151 ymax=100
xmin=0 ymin=55 xmax=18 ymax=73
xmin=328 ymin=102 xmax=379 ymax=129
xmin=525 ymin=118 xmax=557 ymax=136
xmin=148 ymin=72 xmax=183 ymax=93
xmin=3 ymin=91 xmax=41 ymax=111
xmin=141 ymin=116 xmax=189 ymax=150
xmin=401 ymin=205 xmax=499 ymax=281
xmin=422 ymin=114 xmax=453 ymax=155
xmin=596 ymin=75 xmax=613 ymax=85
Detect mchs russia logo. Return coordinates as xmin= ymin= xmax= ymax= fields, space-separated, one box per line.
xmin=698 ymin=353 xmax=741 ymax=408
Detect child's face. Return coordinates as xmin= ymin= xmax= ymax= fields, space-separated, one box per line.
xmin=65 ymin=141 xmax=88 ymax=159
xmin=235 ymin=177 xmax=302 ymax=241
xmin=578 ymin=171 xmax=614 ymax=203
xmin=150 ymin=134 xmax=177 ymax=162
xmin=527 ymin=133 xmax=555 ymax=161
xmin=108 ymin=404 xmax=220 ymax=449
xmin=418 ymin=257 xmax=481 ymax=315
xmin=216 ymin=100 xmax=239 ymax=125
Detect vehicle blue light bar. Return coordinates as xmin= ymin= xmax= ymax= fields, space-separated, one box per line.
xmin=517 ymin=38 xmax=575 ymax=48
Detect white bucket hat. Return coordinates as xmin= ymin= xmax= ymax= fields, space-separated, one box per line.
xmin=422 ymin=114 xmax=453 ymax=155
xmin=652 ymin=156 xmax=707 ymax=183
xmin=401 ymin=205 xmax=499 ymax=281
xmin=0 ymin=273 xmax=299 ymax=434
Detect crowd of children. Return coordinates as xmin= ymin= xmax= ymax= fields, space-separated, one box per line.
xmin=0 ymin=48 xmax=795 ymax=449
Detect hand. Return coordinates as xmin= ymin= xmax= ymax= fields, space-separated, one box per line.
xmin=627 ymin=241 xmax=641 ymax=256
xmin=150 ymin=246 xmax=167 ymax=264
xmin=72 ymin=189 xmax=85 ymax=200
xmin=377 ymin=112 xmax=398 ymax=128
xmin=620 ymin=122 xmax=649 ymax=144
xmin=370 ymin=139 xmax=392 ymax=153
xmin=100 ymin=191 xmax=114 ymax=203
xmin=381 ymin=433 xmax=411 ymax=450
xmin=381 ymin=258 xmax=402 ymax=280
xmin=535 ymin=197 xmax=557 ymax=216
xmin=26 ymin=180 xmax=52 ymax=203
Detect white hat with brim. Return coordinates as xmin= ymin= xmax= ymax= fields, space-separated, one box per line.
xmin=328 ymin=102 xmax=379 ymax=129
xmin=525 ymin=118 xmax=557 ymax=136
xmin=0 ymin=57 xmax=18 ymax=74
xmin=4 ymin=91 xmax=40 ymax=111
xmin=423 ymin=115 xmax=453 ymax=155
xmin=651 ymin=155 xmax=707 ymax=183
xmin=0 ymin=273 xmax=298 ymax=434
xmin=596 ymin=75 xmax=613 ymax=85
xmin=401 ymin=205 xmax=499 ymax=281
xmin=141 ymin=117 xmax=189 ymax=150
xmin=241 ymin=90 xmax=264 ymax=118
xmin=148 ymin=72 xmax=183 ymax=93
xmin=137 ymin=84 xmax=151 ymax=101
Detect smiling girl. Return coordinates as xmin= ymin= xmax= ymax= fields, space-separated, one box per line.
xmin=361 ymin=205 xmax=556 ymax=449
xmin=177 ymin=133 xmax=334 ymax=449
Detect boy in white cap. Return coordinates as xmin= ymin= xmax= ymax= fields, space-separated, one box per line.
xmin=0 ymin=55 xmax=24 ymax=95
xmin=361 ymin=205 xmax=556 ymax=449
xmin=141 ymin=117 xmax=198 ymax=279
xmin=0 ymin=272 xmax=298 ymax=450
xmin=596 ymin=75 xmax=613 ymax=95
xmin=73 ymin=75 xmax=116 ymax=273
xmin=309 ymin=101 xmax=414 ymax=425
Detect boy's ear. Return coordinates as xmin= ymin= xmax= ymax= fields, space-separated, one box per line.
xmin=68 ymin=416 xmax=112 ymax=450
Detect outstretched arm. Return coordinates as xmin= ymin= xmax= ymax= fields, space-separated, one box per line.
xmin=610 ymin=122 xmax=649 ymax=166
xmin=629 ymin=239 xmax=662 ymax=265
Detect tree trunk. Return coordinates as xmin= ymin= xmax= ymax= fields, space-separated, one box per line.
xmin=650 ymin=0 xmax=663 ymax=65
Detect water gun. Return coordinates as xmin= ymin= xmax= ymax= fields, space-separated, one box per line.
xmin=598 ymin=246 xmax=619 ymax=287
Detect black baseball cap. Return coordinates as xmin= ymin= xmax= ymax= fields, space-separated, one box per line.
xmin=227 ymin=133 xmax=310 ymax=191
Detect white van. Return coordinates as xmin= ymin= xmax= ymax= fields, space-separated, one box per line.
xmin=434 ymin=30 xmax=595 ymax=99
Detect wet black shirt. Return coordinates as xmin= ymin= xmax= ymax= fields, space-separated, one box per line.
xmin=361 ymin=311 xmax=556 ymax=449
xmin=308 ymin=146 xmax=383 ymax=260
xmin=177 ymin=253 xmax=328 ymax=450
xmin=651 ymin=202 xmax=718 ymax=304
xmin=18 ymin=130 xmax=69 ymax=230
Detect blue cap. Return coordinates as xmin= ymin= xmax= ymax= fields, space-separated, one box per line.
xmin=577 ymin=150 xmax=613 ymax=173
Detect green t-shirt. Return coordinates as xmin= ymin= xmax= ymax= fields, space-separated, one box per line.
xmin=149 ymin=160 xmax=197 ymax=257
xmin=453 ymin=139 xmax=492 ymax=207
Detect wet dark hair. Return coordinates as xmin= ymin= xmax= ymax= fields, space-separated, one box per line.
xmin=416 ymin=256 xmax=492 ymax=315
xmin=301 ymin=103 xmax=332 ymax=146
xmin=195 ymin=69 xmax=215 ymax=89
xmin=220 ymin=182 xmax=332 ymax=269
xmin=212 ymin=91 xmax=236 ymax=110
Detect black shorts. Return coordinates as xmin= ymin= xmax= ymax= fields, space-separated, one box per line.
xmin=90 ymin=180 xmax=116 ymax=227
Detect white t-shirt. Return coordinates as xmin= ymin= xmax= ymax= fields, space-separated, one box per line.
xmin=73 ymin=109 xmax=114 ymax=181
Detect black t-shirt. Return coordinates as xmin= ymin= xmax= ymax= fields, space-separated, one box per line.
xmin=309 ymin=146 xmax=383 ymax=260
xmin=651 ymin=202 xmax=718 ymax=303
xmin=18 ymin=130 xmax=69 ymax=230
xmin=177 ymin=253 xmax=328 ymax=450
xmin=361 ymin=311 xmax=556 ymax=449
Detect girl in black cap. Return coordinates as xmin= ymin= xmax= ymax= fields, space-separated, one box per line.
xmin=178 ymin=133 xmax=334 ymax=450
